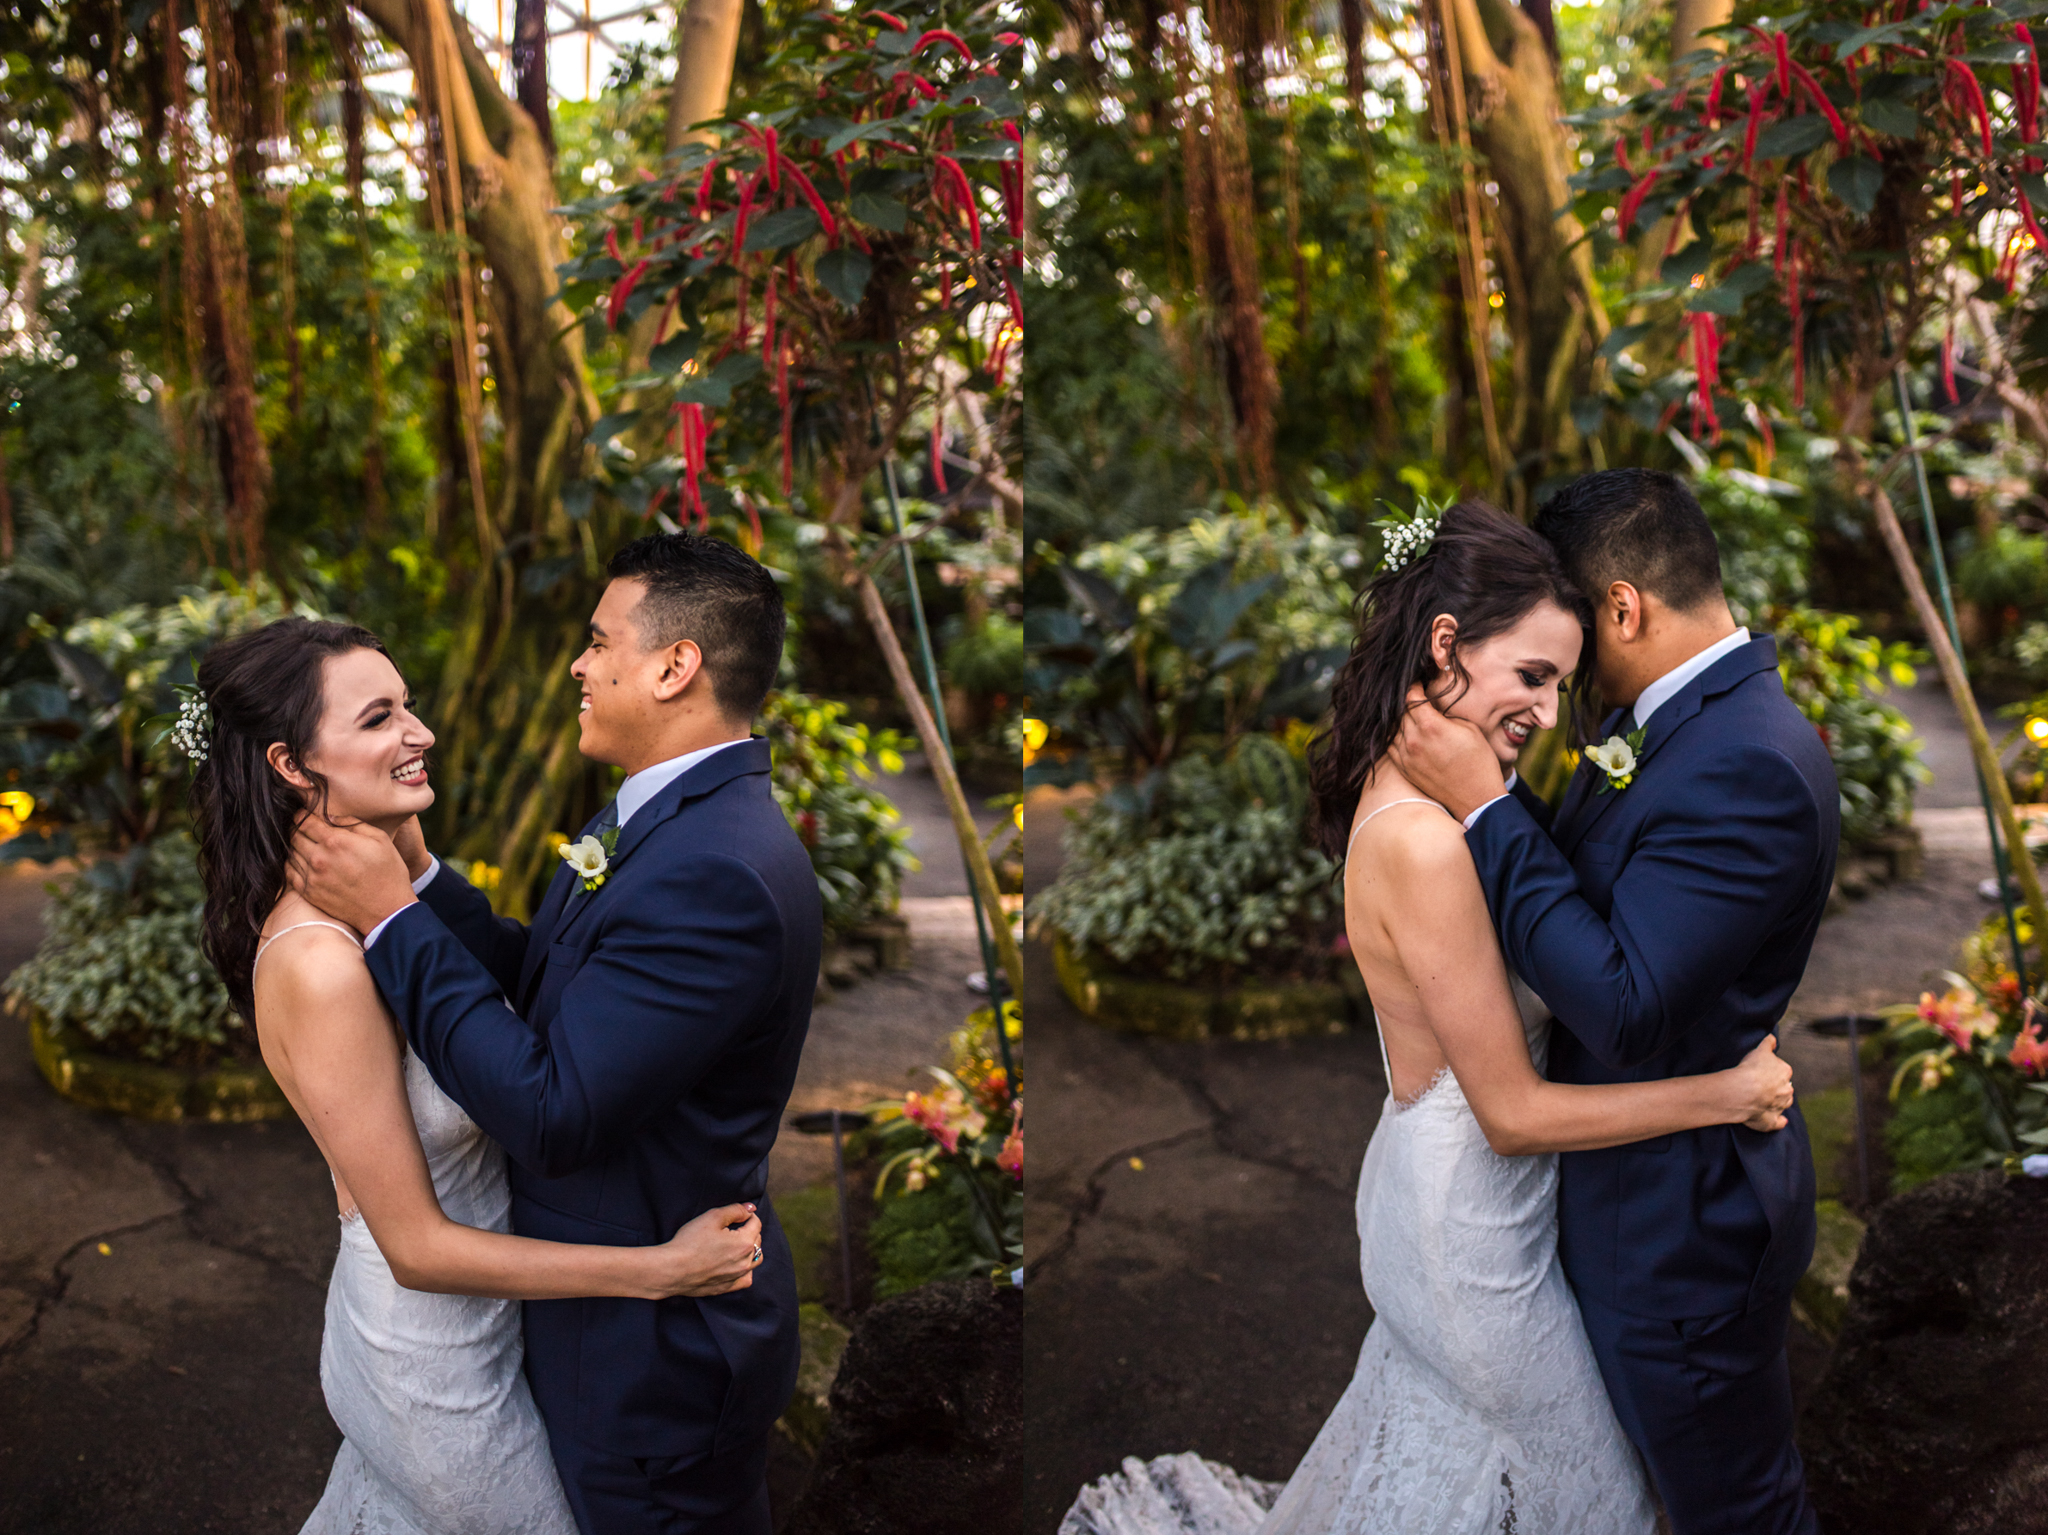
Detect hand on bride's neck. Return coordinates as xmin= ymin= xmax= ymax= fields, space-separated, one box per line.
xmin=1592 ymin=582 xmax=1738 ymax=708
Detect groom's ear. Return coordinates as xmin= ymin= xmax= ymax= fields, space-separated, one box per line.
xmin=1603 ymin=581 xmax=1646 ymax=643
xmin=651 ymin=638 xmax=706 ymax=703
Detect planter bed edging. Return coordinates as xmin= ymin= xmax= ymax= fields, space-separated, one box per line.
xmin=24 ymin=1005 xmax=290 ymax=1123
xmin=1051 ymin=933 xmax=1355 ymax=1042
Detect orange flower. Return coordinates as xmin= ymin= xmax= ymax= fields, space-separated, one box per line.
xmin=2011 ymin=1003 xmax=2048 ymax=1080
xmin=997 ymin=1097 xmax=1022 ymax=1182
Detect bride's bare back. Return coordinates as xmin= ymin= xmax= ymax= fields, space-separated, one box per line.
xmin=1341 ymin=768 xmax=1795 ymax=1155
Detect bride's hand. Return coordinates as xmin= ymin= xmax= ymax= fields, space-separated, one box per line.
xmin=1727 ymin=1034 xmax=1795 ymax=1131
xmin=651 ymin=1203 xmax=763 ymax=1298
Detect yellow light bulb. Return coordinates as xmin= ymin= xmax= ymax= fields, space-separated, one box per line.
xmin=2026 ymin=715 xmax=2048 ymax=746
xmin=1023 ymin=718 xmax=1049 ymax=752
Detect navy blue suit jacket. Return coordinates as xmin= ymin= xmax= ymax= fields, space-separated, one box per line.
xmin=364 ymin=736 xmax=822 ymax=1457
xmin=1466 ymin=636 xmax=1836 ymax=1319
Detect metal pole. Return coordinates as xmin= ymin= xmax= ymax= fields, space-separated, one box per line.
xmin=874 ymin=435 xmax=1018 ymax=1088
xmin=1892 ymin=365 xmax=2030 ymax=992
xmin=830 ymin=1109 xmax=854 ymax=1312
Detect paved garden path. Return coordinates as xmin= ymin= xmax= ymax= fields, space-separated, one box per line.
xmin=1024 ymin=676 xmax=2012 ymax=1535
xmin=0 ymin=759 xmax=992 ymax=1534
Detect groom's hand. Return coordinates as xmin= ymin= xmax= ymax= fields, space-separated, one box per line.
xmin=1386 ymin=685 xmax=1509 ymax=823
xmin=289 ymin=815 xmax=419 ymax=936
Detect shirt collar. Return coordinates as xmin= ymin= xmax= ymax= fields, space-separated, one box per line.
xmin=1631 ymin=627 xmax=1751 ymax=731
xmin=614 ymin=736 xmax=748 ymax=830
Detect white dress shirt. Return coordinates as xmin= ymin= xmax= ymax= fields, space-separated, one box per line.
xmin=365 ymin=736 xmax=749 ymax=947
xmin=1463 ymin=627 xmax=1751 ymax=833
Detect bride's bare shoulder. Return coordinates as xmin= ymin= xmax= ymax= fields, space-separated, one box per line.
xmin=254 ymin=899 xmax=370 ymax=1010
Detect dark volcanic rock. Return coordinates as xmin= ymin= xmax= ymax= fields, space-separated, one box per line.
xmin=784 ymin=1279 xmax=1021 ymax=1535
xmin=1799 ymin=1170 xmax=2048 ymax=1535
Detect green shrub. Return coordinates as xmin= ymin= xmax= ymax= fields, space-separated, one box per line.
xmin=1030 ymin=744 xmax=1338 ymax=984
xmin=1769 ymin=607 xmax=1928 ymax=843
xmin=1695 ymin=468 xmax=1811 ymax=627
xmin=1885 ymin=1074 xmax=1996 ymax=1193
xmin=866 ymin=1179 xmax=986 ymax=1297
xmin=761 ymin=690 xmax=917 ymax=939
xmin=4 ymin=832 xmax=243 ymax=1066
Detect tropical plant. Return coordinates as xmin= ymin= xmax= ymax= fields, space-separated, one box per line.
xmin=3 ymin=833 xmax=242 ymax=1066
xmin=1768 ymin=606 xmax=1928 ymax=844
xmin=1024 ymin=508 xmax=1359 ymax=785
xmin=0 ymin=581 xmax=311 ymax=863
xmin=1029 ymin=737 xmax=1340 ymax=984
xmin=1881 ymin=914 xmax=2047 ymax=1186
xmin=863 ymin=1001 xmax=1021 ymax=1291
xmin=760 ymin=689 xmax=917 ymax=939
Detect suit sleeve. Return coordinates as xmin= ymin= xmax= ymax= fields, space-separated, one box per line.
xmin=366 ymin=853 xmax=783 ymax=1177
xmin=416 ymin=858 xmax=532 ymax=998
xmin=1465 ymin=743 xmax=1825 ymax=1070
xmin=1510 ymin=773 xmax=1555 ymax=832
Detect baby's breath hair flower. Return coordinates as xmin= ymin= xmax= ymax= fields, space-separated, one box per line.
xmin=170 ymin=683 xmax=213 ymax=766
xmin=1373 ymin=497 xmax=1448 ymax=575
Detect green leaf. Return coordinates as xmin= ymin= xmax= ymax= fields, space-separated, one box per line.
xmin=1860 ymin=96 xmax=1921 ymax=137
xmin=559 ymin=480 xmax=596 ymax=521
xmin=1829 ymin=155 xmax=1885 ymax=216
xmin=1689 ymin=260 xmax=1773 ymax=314
xmin=1831 ymin=20 xmax=1911 ymax=54
xmin=1753 ymin=114 xmax=1834 ymax=160
xmin=673 ymin=352 xmax=764 ymax=407
xmin=588 ymin=411 xmax=641 ymax=448
xmin=849 ymin=191 xmax=909 ymax=231
xmin=1660 ymin=241 xmax=1715 ymax=286
xmin=742 ymin=206 xmax=820 ymax=253
xmin=1964 ymin=42 xmax=2032 ymax=63
xmin=1597 ymin=321 xmax=1654 ymax=360
xmin=948 ymin=138 xmax=1021 ymax=161
xmin=2020 ymin=171 xmax=2048 ymax=208
xmin=649 ymin=331 xmax=699 ymax=374
xmin=816 ymin=248 xmax=874 ymax=309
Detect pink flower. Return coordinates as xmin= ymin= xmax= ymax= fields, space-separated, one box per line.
xmin=2011 ymin=1004 xmax=2048 ymax=1080
xmin=903 ymin=1085 xmax=986 ymax=1156
xmin=1918 ymin=987 xmax=1996 ymax=1056
xmin=997 ymin=1097 xmax=1023 ymax=1182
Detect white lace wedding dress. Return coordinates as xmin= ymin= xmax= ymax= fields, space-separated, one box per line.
xmin=1063 ymin=987 xmax=1657 ymax=1535
xmin=269 ymin=924 xmax=579 ymax=1535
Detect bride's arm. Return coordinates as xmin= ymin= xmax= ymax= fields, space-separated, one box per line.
xmin=263 ymin=934 xmax=760 ymax=1300
xmin=1364 ymin=818 xmax=1793 ymax=1156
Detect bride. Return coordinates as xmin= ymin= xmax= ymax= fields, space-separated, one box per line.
xmin=1063 ymin=501 xmax=1797 ymax=1535
xmin=187 ymin=617 xmax=762 ymax=1535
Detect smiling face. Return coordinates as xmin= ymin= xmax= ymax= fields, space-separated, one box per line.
xmin=570 ymin=577 xmax=707 ymax=772
xmin=1426 ymin=600 xmax=1586 ymax=767
xmin=286 ymin=648 xmax=436 ymax=830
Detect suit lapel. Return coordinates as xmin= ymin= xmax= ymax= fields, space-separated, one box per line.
xmin=1551 ymin=705 xmax=1628 ymax=850
xmin=517 ymin=805 xmax=614 ymax=1008
xmin=1558 ymin=635 xmax=1782 ymax=859
xmin=541 ymin=736 xmax=774 ymax=952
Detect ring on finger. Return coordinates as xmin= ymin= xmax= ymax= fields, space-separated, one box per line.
xmin=750 ymin=1244 xmax=763 ymax=1265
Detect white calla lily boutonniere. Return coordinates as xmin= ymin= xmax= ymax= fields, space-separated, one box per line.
xmin=558 ymin=825 xmax=623 ymax=893
xmin=1586 ymin=725 xmax=1648 ymax=795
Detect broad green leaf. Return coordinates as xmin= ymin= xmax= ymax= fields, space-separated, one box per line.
xmin=1828 ymin=155 xmax=1885 ymax=216
xmin=1597 ymin=321 xmax=1654 ymax=360
xmin=1753 ymin=114 xmax=1834 ymax=160
xmin=742 ymin=206 xmax=820 ymax=252
xmin=588 ymin=411 xmax=642 ymax=448
xmin=649 ymin=331 xmax=699 ymax=374
xmin=850 ymin=191 xmax=909 ymax=231
xmin=949 ymin=139 xmax=1021 ymax=160
xmin=1688 ymin=260 xmax=1773 ymax=314
xmin=1861 ymin=96 xmax=1920 ymax=137
xmin=673 ymin=352 xmax=765 ymax=407
xmin=1660 ymin=241 xmax=1715 ymax=286
xmin=816 ymin=248 xmax=874 ymax=309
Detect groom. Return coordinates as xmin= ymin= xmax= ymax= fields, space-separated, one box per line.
xmin=294 ymin=531 xmax=822 ymax=1535
xmin=1393 ymin=470 xmax=1834 ymax=1535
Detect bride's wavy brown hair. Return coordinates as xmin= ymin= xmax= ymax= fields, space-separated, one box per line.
xmin=1306 ymin=501 xmax=1593 ymax=860
xmin=190 ymin=618 xmax=392 ymax=1020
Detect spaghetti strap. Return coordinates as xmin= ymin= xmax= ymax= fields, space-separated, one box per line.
xmin=252 ymin=919 xmax=363 ymax=979
xmin=1345 ymin=796 xmax=1451 ymax=858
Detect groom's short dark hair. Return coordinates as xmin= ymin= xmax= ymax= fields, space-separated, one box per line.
xmin=608 ymin=532 xmax=786 ymax=720
xmin=1534 ymin=469 xmax=1725 ymax=614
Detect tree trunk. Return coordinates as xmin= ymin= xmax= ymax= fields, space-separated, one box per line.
xmin=352 ymin=0 xmax=604 ymax=913
xmin=512 ymin=0 xmax=553 ymax=161
xmin=1451 ymin=0 xmax=1607 ymax=491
